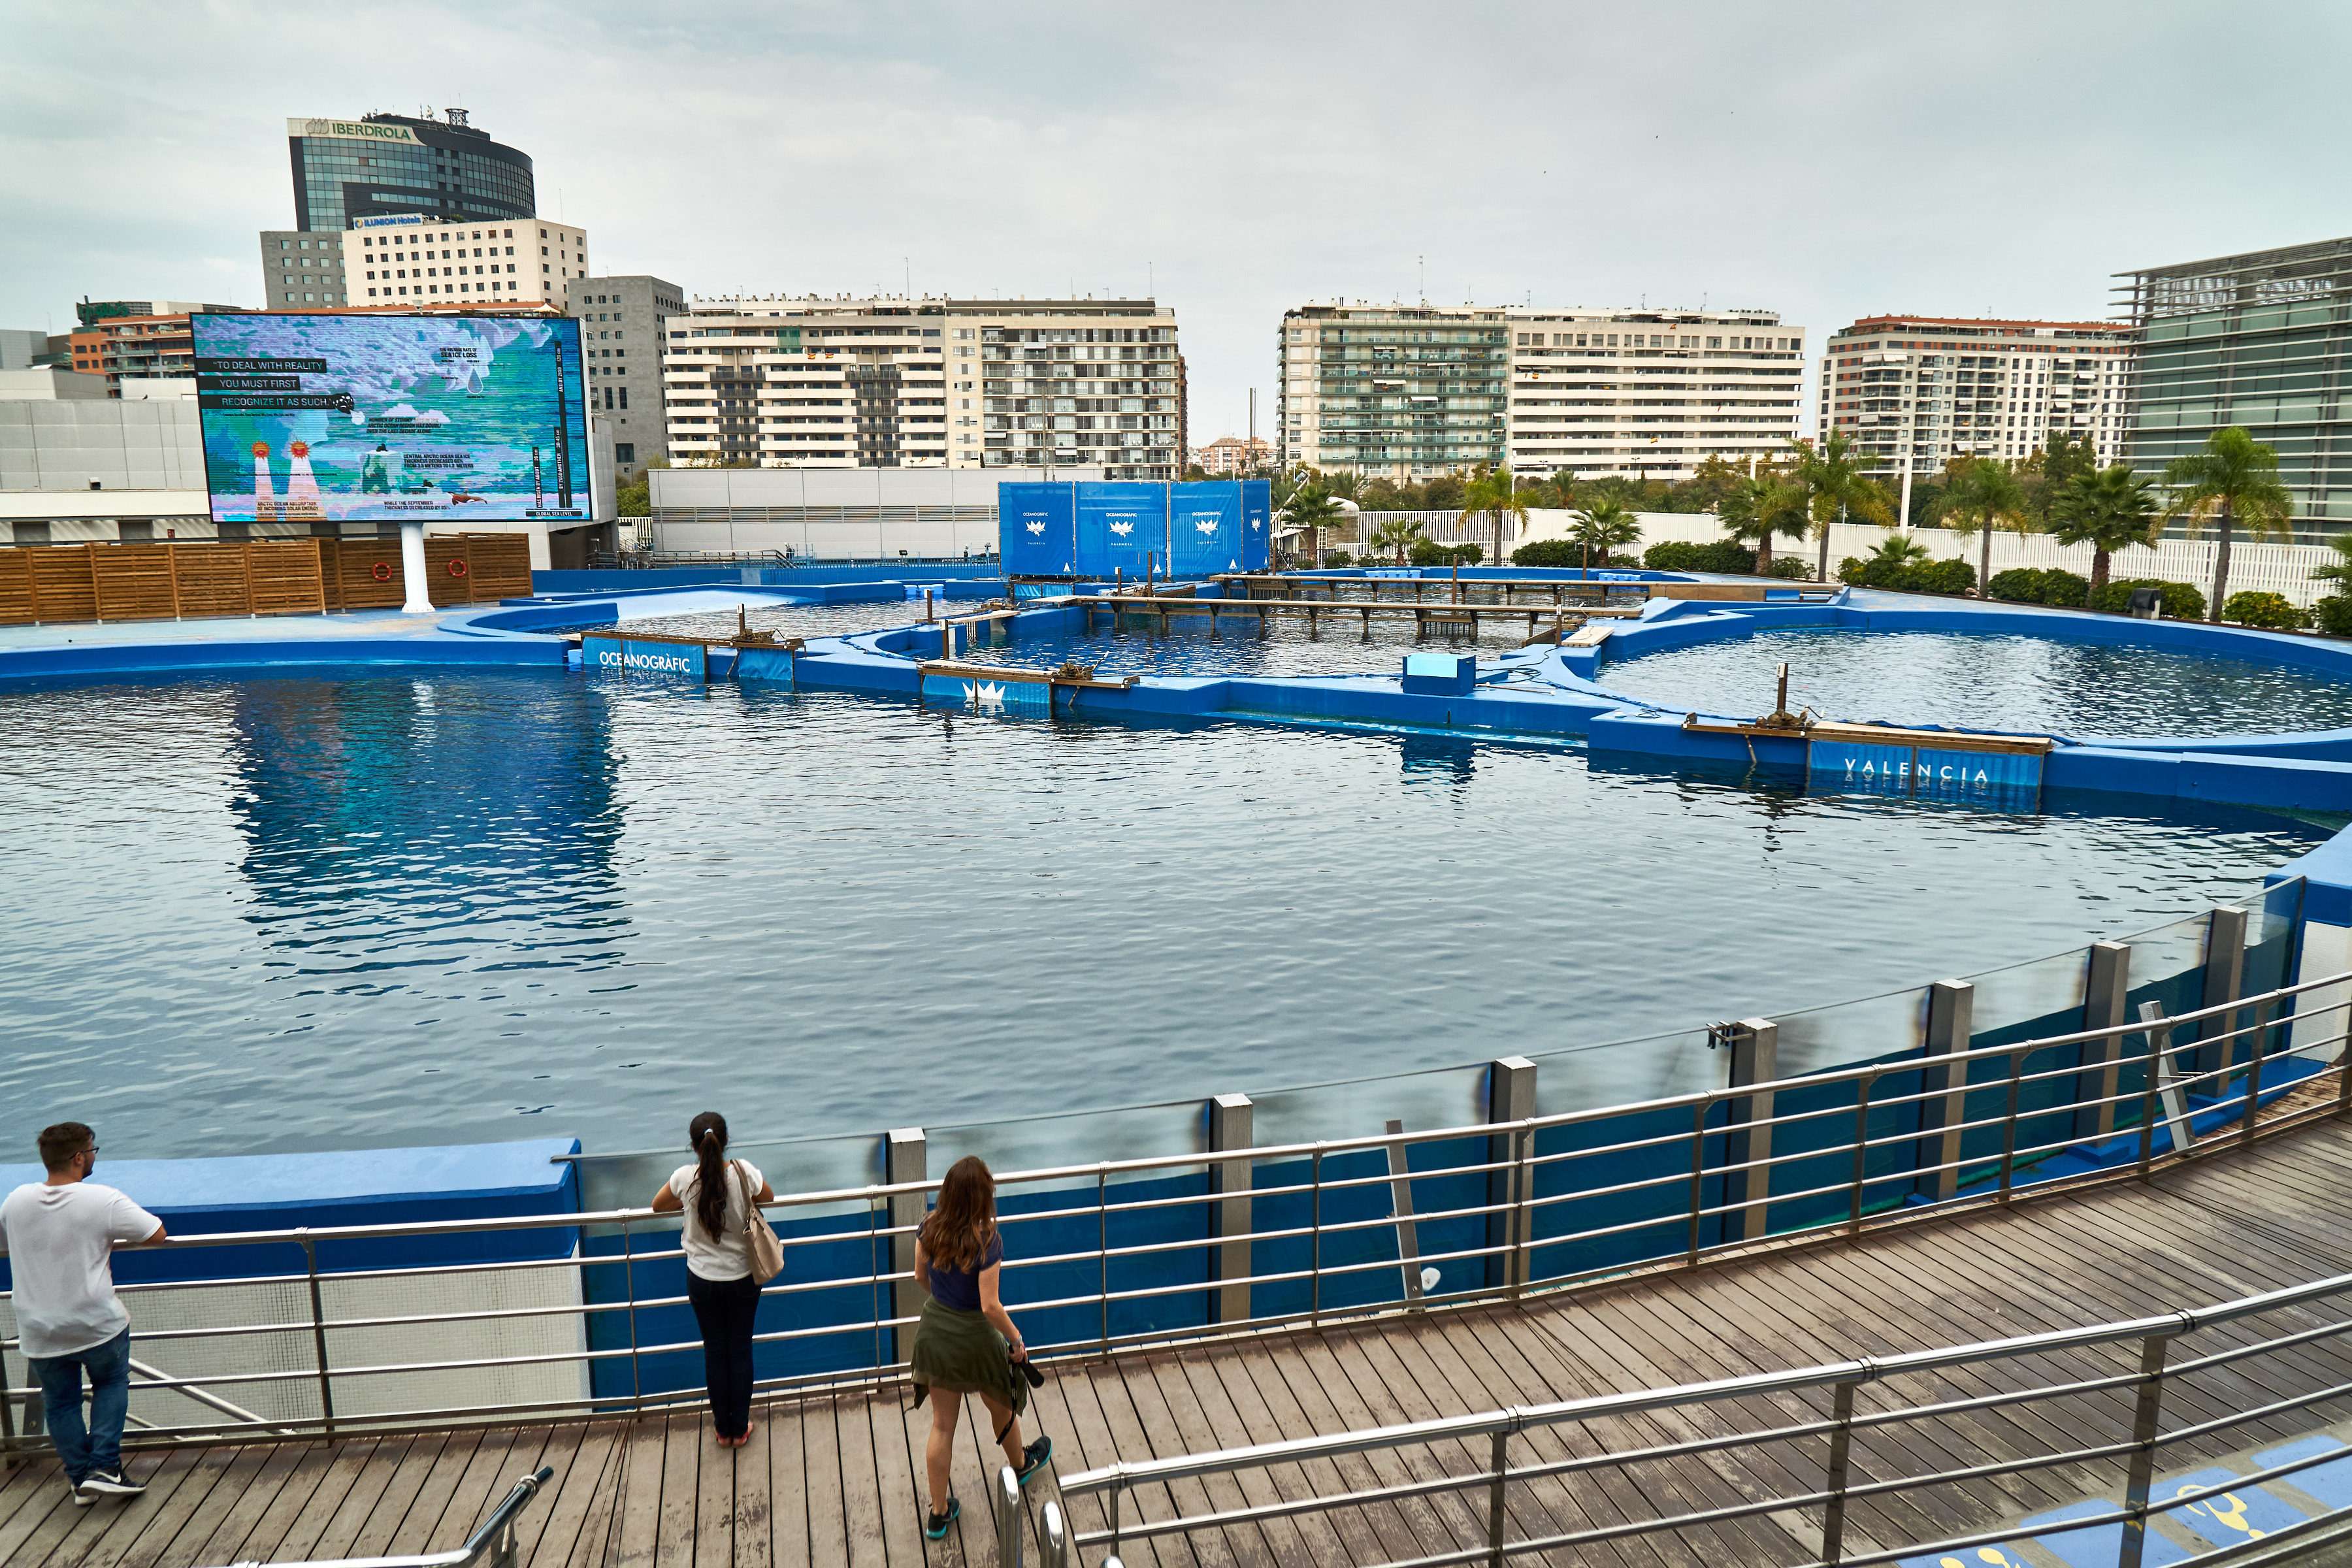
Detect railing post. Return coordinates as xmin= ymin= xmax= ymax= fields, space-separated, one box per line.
xmin=2196 ymin=906 xmax=2248 ymax=1079
xmin=1724 ymin=1017 xmax=1779 ymax=1243
xmin=1039 ymin=1499 xmax=1069 ymax=1568
xmin=1997 ymin=1047 xmax=2026 ymax=1203
xmin=2077 ymin=940 xmax=2132 ymax=1141
xmin=886 ymin=1128 xmax=928 ymax=1367
xmin=1309 ymin=1146 xmax=1325 ymax=1329
xmin=1384 ymin=1119 xmax=1427 ymax=1310
xmin=2119 ymin=1331 xmax=2174 ymax=1568
xmin=1821 ymin=1379 xmax=1857 ymax=1564
xmin=1686 ymin=1098 xmax=1709 ymax=1266
xmin=1207 ymin=1094 xmax=1254 ymax=1326
xmin=998 ymin=1463 xmax=1024 ymax=1566
xmin=1485 ymin=1056 xmax=1537 ymax=1293
xmin=2136 ymin=1002 xmax=2173 ymax=1180
xmin=1487 ymin=1428 xmax=1511 ymax=1568
xmin=2240 ymin=998 xmax=2274 ymax=1148
xmin=1916 ymin=980 xmax=1974 ymax=1202
xmin=1846 ymin=1071 xmax=1876 ymax=1240
xmin=299 ymin=1232 xmax=335 ymax=1438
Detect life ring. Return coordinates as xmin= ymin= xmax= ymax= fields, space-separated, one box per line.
xmin=371 ymin=561 xmax=393 ymax=581
xmin=447 ymin=559 xmax=469 ymax=578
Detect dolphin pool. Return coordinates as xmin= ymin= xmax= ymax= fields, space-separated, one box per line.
xmin=0 ymin=664 xmax=2329 ymax=1162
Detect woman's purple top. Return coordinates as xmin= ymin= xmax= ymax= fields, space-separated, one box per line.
xmin=927 ymin=1232 xmax=1003 ymax=1312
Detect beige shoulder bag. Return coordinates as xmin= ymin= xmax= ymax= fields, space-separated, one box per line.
xmin=734 ymin=1160 xmax=785 ymax=1284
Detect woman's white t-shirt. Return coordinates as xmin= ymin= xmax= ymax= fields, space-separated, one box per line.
xmin=666 ymin=1160 xmax=766 ymax=1281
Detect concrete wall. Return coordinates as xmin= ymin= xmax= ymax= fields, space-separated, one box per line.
xmin=0 ymin=399 xmax=205 ymax=491
xmin=647 ymin=464 xmax=1109 ymax=558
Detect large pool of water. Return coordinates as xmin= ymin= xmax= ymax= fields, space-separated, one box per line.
xmin=956 ymin=614 xmax=1530 ymax=678
xmin=1601 ymin=627 xmax=2352 ymax=739
xmin=0 ymin=667 xmax=2325 ymax=1160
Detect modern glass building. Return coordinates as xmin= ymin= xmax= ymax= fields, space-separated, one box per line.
xmin=1277 ymin=305 xmax=1508 ymax=478
xmin=2117 ymin=237 xmax=2352 ymax=544
xmin=286 ymin=111 xmax=535 ymax=234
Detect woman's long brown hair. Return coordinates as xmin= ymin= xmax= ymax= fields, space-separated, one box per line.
xmin=922 ymin=1156 xmax=997 ymax=1273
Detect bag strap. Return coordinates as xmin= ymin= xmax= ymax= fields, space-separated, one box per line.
xmin=732 ymin=1160 xmax=754 ymax=1232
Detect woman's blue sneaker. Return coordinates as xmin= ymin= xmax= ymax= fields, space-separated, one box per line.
xmin=924 ymin=1495 xmax=958 ymax=1540
xmin=1017 ymin=1436 xmax=1052 ymax=1486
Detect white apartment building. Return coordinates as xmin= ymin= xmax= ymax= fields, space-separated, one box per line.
xmin=664 ymin=296 xmax=1183 ymax=475
xmin=1508 ymin=308 xmax=1805 ymax=482
xmin=1277 ymin=301 xmax=1803 ymax=483
xmin=1817 ymin=315 xmax=2133 ymax=482
xmin=338 ymin=214 xmax=589 ymax=308
xmin=564 ymin=274 xmax=687 ymax=476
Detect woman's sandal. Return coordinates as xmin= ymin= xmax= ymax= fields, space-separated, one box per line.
xmin=924 ymin=1495 xmax=960 ymax=1540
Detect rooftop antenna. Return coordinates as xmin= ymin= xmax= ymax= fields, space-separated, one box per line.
xmin=1418 ymin=255 xmax=1425 ymax=304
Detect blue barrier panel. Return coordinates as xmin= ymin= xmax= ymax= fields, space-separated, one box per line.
xmin=999 ymin=482 xmax=1077 ymax=576
xmin=1077 ymin=482 xmax=1168 ymax=579
xmin=1529 ymin=1105 xmax=1724 ymax=1278
xmin=1401 ymin=653 xmax=1477 ymax=697
xmin=1242 ymin=480 xmax=1272 ymax=571
xmin=581 ymin=634 xmax=707 ymax=681
xmin=734 ymin=646 xmax=796 ymax=685
xmin=1168 ymin=482 xmax=1245 ymax=577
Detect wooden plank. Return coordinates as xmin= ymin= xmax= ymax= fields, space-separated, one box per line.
xmin=693 ymin=1410 xmax=735 ymax=1568
xmin=649 ymin=1414 xmax=701 ymax=1568
xmin=833 ymin=1388 xmax=889 ymax=1568
xmin=25 ymin=1446 xmax=202 ymax=1568
xmin=298 ymin=1433 xmax=423 ymax=1560
xmin=861 ymin=1386 xmax=926 ymax=1566
xmin=238 ymin=1437 xmax=386 ymax=1563
xmin=120 ymin=1440 xmax=276 ymax=1568
xmin=0 ymin=547 xmax=34 ymax=624
xmin=90 ymin=544 xmax=181 ymax=623
xmin=1276 ymin=1328 xmax=1480 ymax=1563
xmin=766 ymin=1395 xmax=809 ymax=1568
xmin=606 ymin=1416 xmax=671 ymax=1568
xmin=1060 ymin=1360 xmax=1192 ymax=1568
xmin=510 ymin=1422 xmax=608 ymax=1568
xmin=1166 ymin=1345 xmax=1327 ymax=1568
xmin=730 ymin=1403 xmax=773 ymax=1568
xmin=1112 ymin=1352 xmax=1243 ymax=1568
xmin=161 ymin=1440 xmax=319 ymax=1568
xmin=26 ymin=546 xmax=98 ymax=624
xmin=803 ymin=1397 xmax=854 ymax=1568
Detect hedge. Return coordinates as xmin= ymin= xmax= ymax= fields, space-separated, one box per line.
xmin=2223 ymin=591 xmax=2309 ymax=630
xmin=1987 ymin=567 xmax=2090 ymax=608
xmin=2091 ymin=578 xmax=2206 ymax=620
xmin=1837 ymin=555 xmax=1978 ymax=595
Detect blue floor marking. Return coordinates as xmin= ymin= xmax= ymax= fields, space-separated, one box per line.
xmin=2022 ymin=1499 xmax=2195 ymax=1567
xmin=2158 ymin=1465 xmax=2313 ymax=1546
xmin=2253 ymin=1435 xmax=2352 ymax=1509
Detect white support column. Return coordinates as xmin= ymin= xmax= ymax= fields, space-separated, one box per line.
xmin=399 ymin=521 xmax=433 ymax=613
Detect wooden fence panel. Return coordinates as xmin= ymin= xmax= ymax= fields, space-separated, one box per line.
xmin=323 ymin=539 xmax=408 ymax=612
xmin=246 ymin=540 xmax=328 ymax=616
xmin=0 ymin=550 xmax=35 ymax=625
xmin=170 ymin=542 xmax=255 ymax=618
xmin=28 ymin=547 xmax=99 ymax=624
xmin=459 ymin=533 xmax=532 ymax=602
xmin=91 ymin=544 xmax=183 ymax=621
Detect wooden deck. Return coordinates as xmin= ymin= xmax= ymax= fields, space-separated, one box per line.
xmin=10 ymin=1115 xmax=2352 ymax=1567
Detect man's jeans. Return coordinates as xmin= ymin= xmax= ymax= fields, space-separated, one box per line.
xmin=29 ymin=1328 xmax=131 ymax=1483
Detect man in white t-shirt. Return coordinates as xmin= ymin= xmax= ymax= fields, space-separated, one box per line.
xmin=0 ymin=1122 xmax=166 ymax=1504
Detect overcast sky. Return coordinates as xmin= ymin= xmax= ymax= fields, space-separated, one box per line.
xmin=5 ymin=0 xmax=2347 ymax=449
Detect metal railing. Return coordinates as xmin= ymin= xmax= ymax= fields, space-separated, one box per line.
xmin=1056 ymin=1268 xmax=2352 ymax=1568
xmin=2 ymin=968 xmax=2344 ymax=1460
xmin=203 ymin=1465 xmax=555 ymax=1568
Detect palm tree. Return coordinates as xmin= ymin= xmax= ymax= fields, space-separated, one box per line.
xmin=2161 ymin=427 xmax=2295 ymax=621
xmin=1943 ymin=457 xmax=2029 ymax=593
xmin=1277 ymin=483 xmax=1343 ymax=563
xmin=1369 ymin=516 xmax=1424 ymax=566
xmin=1569 ymin=499 xmax=1644 ymax=568
xmin=1714 ymin=476 xmax=1810 ymax=575
xmin=2311 ymin=531 xmax=2352 ymax=595
xmin=2049 ymin=465 xmax=2158 ymax=596
xmin=1783 ymin=431 xmax=1892 ymax=581
xmin=1458 ymin=465 xmax=1531 ymax=568
xmin=1866 ymin=533 xmax=1935 ymax=570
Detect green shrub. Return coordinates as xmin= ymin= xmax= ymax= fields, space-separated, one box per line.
xmin=1642 ymin=540 xmax=1758 ymax=574
xmin=2315 ymin=596 xmax=2352 ymax=638
xmin=2092 ymin=577 xmax=2206 ymax=620
xmin=1767 ymin=556 xmax=1810 ymax=580
xmin=1511 ymin=540 xmax=1582 ymax=568
xmin=1409 ymin=540 xmax=1483 ymax=567
xmin=1987 ymin=568 xmax=2048 ymax=603
xmin=1324 ymin=551 xmax=1354 ymax=568
xmin=2039 ymin=569 xmax=2090 ymax=608
xmin=1838 ymin=555 xmax=1976 ymax=595
xmin=2223 ymin=591 xmax=2308 ymax=630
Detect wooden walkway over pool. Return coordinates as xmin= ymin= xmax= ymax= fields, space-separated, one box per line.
xmin=9 ymin=1113 xmax=2352 ymax=1567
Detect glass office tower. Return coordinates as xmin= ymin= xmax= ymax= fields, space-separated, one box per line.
xmin=2117 ymin=236 xmax=2352 ymax=543
xmin=287 ymin=112 xmax=535 ymax=234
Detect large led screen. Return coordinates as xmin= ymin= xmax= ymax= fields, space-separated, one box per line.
xmin=191 ymin=314 xmax=591 ymax=525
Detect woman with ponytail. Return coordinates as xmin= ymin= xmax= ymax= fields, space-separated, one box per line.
xmin=908 ymin=1156 xmax=1049 ymax=1539
xmin=650 ymin=1111 xmax=774 ymax=1446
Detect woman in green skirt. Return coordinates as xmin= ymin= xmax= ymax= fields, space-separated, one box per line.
xmin=909 ymin=1156 xmax=1051 ymax=1539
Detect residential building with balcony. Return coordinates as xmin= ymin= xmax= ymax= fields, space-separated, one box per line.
xmin=2115 ymin=237 xmax=2352 ymax=543
xmin=1192 ymin=435 xmax=1271 ymax=474
xmin=1507 ymin=308 xmax=1805 ymax=481
xmin=1276 ymin=304 xmax=1507 ymax=478
xmin=662 ymin=296 xmax=1182 ymax=475
xmin=68 ymin=312 xmax=222 ymax=395
xmin=1817 ymin=315 xmax=2132 ymax=483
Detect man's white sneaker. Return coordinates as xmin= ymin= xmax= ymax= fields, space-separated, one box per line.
xmin=70 ymin=1479 xmax=96 ymax=1507
xmin=76 ymin=1469 xmax=144 ymax=1499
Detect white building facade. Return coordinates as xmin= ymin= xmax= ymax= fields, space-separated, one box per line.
xmin=662 ymin=297 xmax=1183 ymax=476
xmin=1277 ymin=302 xmax=1804 ymax=483
xmin=1817 ymin=315 xmax=2133 ymax=482
xmin=340 ymin=214 xmax=589 ymax=308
